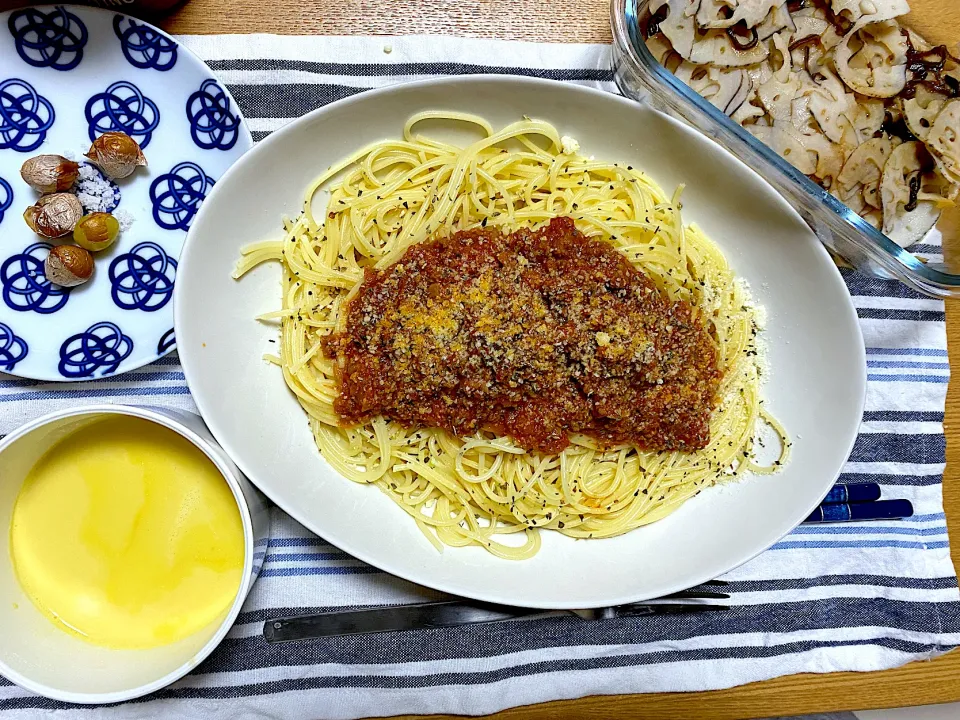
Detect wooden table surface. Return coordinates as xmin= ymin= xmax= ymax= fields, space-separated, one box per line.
xmin=158 ymin=1 xmax=960 ymax=718
xmin=8 ymin=0 xmax=958 ymax=717
xmin=162 ymin=3 xmax=960 ymax=717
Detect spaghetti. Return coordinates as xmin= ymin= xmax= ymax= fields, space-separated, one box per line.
xmin=234 ymin=113 xmax=789 ymax=559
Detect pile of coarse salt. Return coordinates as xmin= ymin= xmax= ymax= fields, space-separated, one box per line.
xmin=113 ymin=208 xmax=135 ymax=232
xmin=62 ymin=150 xmax=135 ymax=231
xmin=75 ymin=163 xmax=119 ymax=214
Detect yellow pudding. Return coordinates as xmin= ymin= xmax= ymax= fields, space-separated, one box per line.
xmin=10 ymin=416 xmax=244 ymax=649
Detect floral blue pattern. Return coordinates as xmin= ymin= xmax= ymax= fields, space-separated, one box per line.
xmin=0 ymin=176 xmax=12 ymax=225
xmin=186 ymin=79 xmax=241 ymax=150
xmin=58 ymin=321 xmax=133 ymax=378
xmin=0 ymin=78 xmax=54 ymax=152
xmin=149 ymin=161 xmax=214 ymax=231
xmin=0 ymin=5 xmax=250 ymax=380
xmin=0 ymin=321 xmax=28 ymax=371
xmin=8 ymin=6 xmax=88 ymax=71
xmin=0 ymin=243 xmax=70 ymax=314
xmin=85 ymin=80 xmax=159 ymax=148
xmin=109 ymin=242 xmax=177 ymax=312
xmin=157 ymin=328 xmax=175 ymax=354
xmin=113 ymin=15 xmax=177 ymax=71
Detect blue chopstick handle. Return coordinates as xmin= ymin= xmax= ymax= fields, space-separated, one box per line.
xmin=804 ymin=499 xmax=914 ymax=524
xmin=821 ymin=482 xmax=882 ymax=504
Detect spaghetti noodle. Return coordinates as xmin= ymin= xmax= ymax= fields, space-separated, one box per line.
xmin=234 ymin=112 xmax=789 ymax=559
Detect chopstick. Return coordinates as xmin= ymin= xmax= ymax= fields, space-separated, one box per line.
xmin=800 ymin=482 xmax=913 ymax=523
xmin=804 ymin=499 xmax=914 ymax=523
xmin=820 ymin=482 xmax=881 ymax=504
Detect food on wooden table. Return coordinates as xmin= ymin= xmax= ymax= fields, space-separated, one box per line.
xmin=234 ymin=112 xmax=789 ymax=559
xmin=644 ymin=0 xmax=959 ymax=248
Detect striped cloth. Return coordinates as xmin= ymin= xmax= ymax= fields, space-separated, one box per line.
xmin=1 ymin=35 xmax=958 ymax=719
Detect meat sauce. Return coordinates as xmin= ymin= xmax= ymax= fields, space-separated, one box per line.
xmin=323 ymin=217 xmax=721 ymax=454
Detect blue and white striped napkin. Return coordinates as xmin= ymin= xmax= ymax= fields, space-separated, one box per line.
xmin=0 ymin=35 xmax=957 ymax=720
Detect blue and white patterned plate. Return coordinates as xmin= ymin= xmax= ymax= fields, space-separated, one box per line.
xmin=0 ymin=5 xmax=251 ymax=381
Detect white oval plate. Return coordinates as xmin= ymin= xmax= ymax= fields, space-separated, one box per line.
xmin=175 ymin=77 xmax=866 ymax=609
xmin=0 ymin=4 xmax=251 ymax=381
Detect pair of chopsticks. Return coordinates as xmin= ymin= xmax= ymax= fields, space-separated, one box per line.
xmin=803 ymin=482 xmax=913 ymax=523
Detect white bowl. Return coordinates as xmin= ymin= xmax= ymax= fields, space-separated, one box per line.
xmin=0 ymin=405 xmax=269 ymax=704
xmin=175 ymin=76 xmax=866 ymax=609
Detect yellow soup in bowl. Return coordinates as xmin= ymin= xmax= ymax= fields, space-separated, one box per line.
xmin=9 ymin=416 xmax=244 ymax=649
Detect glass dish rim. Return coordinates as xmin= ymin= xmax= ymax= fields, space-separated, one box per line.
xmin=611 ymin=0 xmax=960 ymax=291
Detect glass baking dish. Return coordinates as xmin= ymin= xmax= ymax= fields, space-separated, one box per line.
xmin=610 ymin=0 xmax=960 ymax=298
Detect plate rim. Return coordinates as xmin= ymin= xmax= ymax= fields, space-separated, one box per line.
xmin=175 ymin=74 xmax=867 ymax=608
xmin=0 ymin=3 xmax=253 ymax=382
